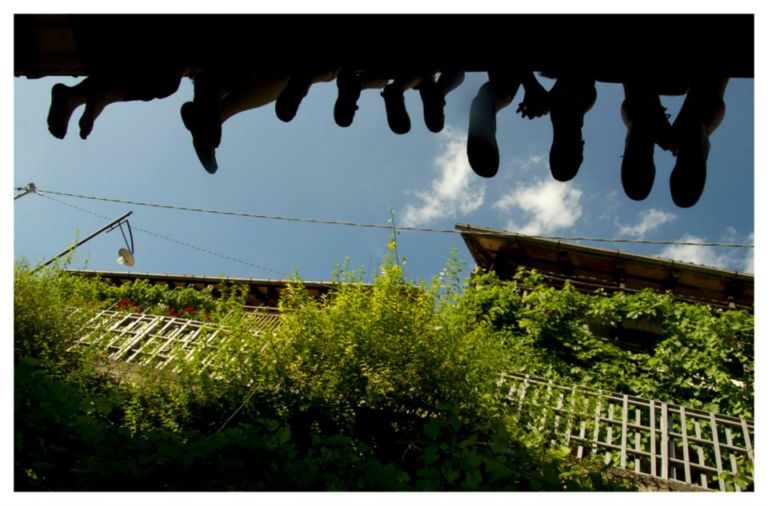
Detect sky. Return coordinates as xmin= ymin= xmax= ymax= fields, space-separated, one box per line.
xmin=12 ymin=69 xmax=755 ymax=283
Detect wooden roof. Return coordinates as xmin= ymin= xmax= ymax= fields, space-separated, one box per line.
xmin=456 ymin=225 xmax=753 ymax=311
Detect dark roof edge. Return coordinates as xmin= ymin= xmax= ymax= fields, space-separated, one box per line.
xmin=454 ymin=224 xmax=754 ymax=282
xmin=62 ymin=269 xmax=374 ymax=288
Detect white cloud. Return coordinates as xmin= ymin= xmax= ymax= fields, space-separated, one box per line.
xmin=494 ymin=179 xmax=583 ymax=235
xmin=618 ymin=209 xmax=677 ymax=238
xmin=400 ymin=127 xmax=486 ymax=227
xmin=658 ymin=233 xmax=754 ymax=273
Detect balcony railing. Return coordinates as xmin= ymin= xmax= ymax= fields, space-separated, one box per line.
xmin=500 ymin=373 xmax=754 ymax=491
xmin=70 ymin=308 xmax=754 ymax=491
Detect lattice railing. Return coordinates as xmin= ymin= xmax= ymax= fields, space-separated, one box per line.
xmin=500 ymin=373 xmax=754 ymax=491
xmin=69 ymin=309 xmax=754 ymax=490
xmin=68 ymin=308 xmax=281 ymax=373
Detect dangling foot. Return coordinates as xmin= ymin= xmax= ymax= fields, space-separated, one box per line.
xmin=620 ymin=98 xmax=672 ymax=200
xmin=192 ymin=138 xmax=219 ymax=174
xmin=670 ymin=120 xmax=708 ymax=208
xmin=334 ymin=72 xmax=361 ymax=127
xmin=78 ymin=102 xmax=98 ymax=140
xmin=181 ymin=101 xmax=220 ymax=174
xmin=549 ymin=107 xmax=585 ymax=182
xmin=47 ymin=83 xmax=76 ymax=139
xmin=382 ymin=85 xmax=411 ymax=134
xmin=418 ymin=79 xmax=445 ymax=133
xmin=467 ymin=85 xmax=499 ymax=178
xmin=276 ymin=75 xmax=310 ymax=123
xmin=548 ymin=82 xmax=595 ymax=182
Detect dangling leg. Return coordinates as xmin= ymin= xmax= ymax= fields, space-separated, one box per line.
xmin=669 ymin=77 xmax=728 ymax=208
xmin=219 ymin=73 xmax=290 ymax=123
xmin=276 ymin=66 xmax=339 ymax=122
xmin=418 ymin=68 xmax=465 ymax=133
xmin=548 ymin=75 xmax=596 ymax=182
xmin=78 ymin=81 xmax=126 ymax=140
xmin=180 ymin=70 xmax=233 ymax=173
xmin=333 ymin=69 xmax=388 ymax=127
xmin=78 ymin=70 xmax=182 ymax=140
xmin=47 ymin=79 xmax=90 ymax=139
xmin=381 ymin=74 xmax=424 ymax=134
xmin=467 ymin=70 xmax=520 ymax=178
xmin=620 ymin=80 xmax=674 ymax=201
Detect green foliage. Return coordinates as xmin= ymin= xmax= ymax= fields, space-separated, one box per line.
xmin=13 ymin=257 xmax=753 ymax=491
xmin=460 ymin=268 xmax=754 ymax=417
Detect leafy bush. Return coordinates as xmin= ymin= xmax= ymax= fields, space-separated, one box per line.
xmin=14 ymin=254 xmax=752 ymax=491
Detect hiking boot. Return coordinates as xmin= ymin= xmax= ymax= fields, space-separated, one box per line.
xmin=620 ymin=98 xmax=673 ymax=200
xmin=334 ymin=72 xmax=361 ymax=127
xmin=467 ymin=85 xmax=499 ymax=178
xmin=548 ymin=82 xmax=595 ymax=182
xmin=418 ymin=79 xmax=446 ymax=133
xmin=276 ymin=75 xmax=311 ymax=123
xmin=382 ymin=85 xmax=411 ymax=134
xmin=670 ymin=120 xmax=709 ymax=208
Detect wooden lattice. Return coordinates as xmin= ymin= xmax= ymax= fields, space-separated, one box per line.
xmin=501 ymin=373 xmax=754 ymax=491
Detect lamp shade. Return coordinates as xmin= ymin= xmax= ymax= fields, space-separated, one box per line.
xmin=117 ymin=248 xmax=135 ymax=266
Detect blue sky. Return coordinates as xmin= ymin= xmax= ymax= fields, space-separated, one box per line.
xmin=13 ymin=71 xmax=754 ymax=282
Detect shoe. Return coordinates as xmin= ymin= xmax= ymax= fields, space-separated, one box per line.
xmin=181 ymin=101 xmax=219 ymax=174
xmin=181 ymin=101 xmax=221 ymax=146
xmin=467 ymin=86 xmax=499 ymax=178
xmin=670 ymin=120 xmax=708 ymax=208
xmin=47 ymin=83 xmax=72 ymax=139
xmin=549 ymin=106 xmax=585 ymax=182
xmin=276 ymin=76 xmax=310 ymax=123
xmin=334 ymin=72 xmax=361 ymax=127
xmin=192 ymin=138 xmax=218 ymax=174
xmin=620 ymin=99 xmax=672 ymax=200
xmin=418 ymin=80 xmax=445 ymax=133
xmin=548 ymin=82 xmax=596 ymax=182
xmin=382 ymin=85 xmax=411 ymax=134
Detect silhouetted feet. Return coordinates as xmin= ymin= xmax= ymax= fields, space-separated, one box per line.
xmin=79 ymin=102 xmax=98 ymax=140
xmin=47 ymin=83 xmax=76 ymax=139
xmin=467 ymin=85 xmax=499 ymax=178
xmin=621 ymin=98 xmax=673 ymax=201
xmin=670 ymin=120 xmax=708 ymax=208
xmin=181 ymin=101 xmax=219 ymax=174
xmin=418 ymin=79 xmax=446 ymax=133
xmin=548 ymin=80 xmax=596 ymax=182
xmin=276 ymin=76 xmax=310 ymax=122
xmin=382 ymin=85 xmax=410 ymax=134
xmin=334 ymin=72 xmax=361 ymax=127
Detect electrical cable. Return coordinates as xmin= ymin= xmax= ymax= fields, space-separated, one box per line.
xmin=26 ymin=187 xmax=755 ymax=249
xmin=34 ymin=192 xmax=286 ymax=277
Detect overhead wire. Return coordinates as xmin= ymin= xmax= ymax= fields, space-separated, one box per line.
xmin=33 ymin=191 xmax=287 ymax=277
xmin=26 ymin=187 xmax=755 ymax=249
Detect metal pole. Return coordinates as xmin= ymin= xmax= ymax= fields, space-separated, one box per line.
xmin=14 ymin=182 xmax=36 ymax=200
xmin=32 ymin=211 xmax=133 ymax=273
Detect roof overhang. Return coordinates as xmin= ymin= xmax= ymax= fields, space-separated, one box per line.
xmin=456 ymin=224 xmax=753 ymax=311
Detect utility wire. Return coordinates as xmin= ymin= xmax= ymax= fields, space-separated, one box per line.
xmin=34 ymin=192 xmax=286 ymax=277
xmin=26 ymin=187 xmax=755 ymax=249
